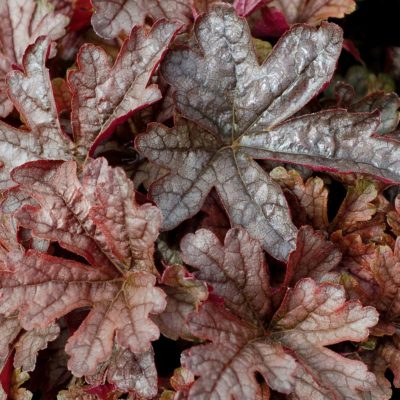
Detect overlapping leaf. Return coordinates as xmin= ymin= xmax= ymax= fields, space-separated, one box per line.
xmin=0 ymin=37 xmax=73 ymax=189
xmin=0 ymin=19 xmax=180 ymax=189
xmin=270 ymin=0 xmax=356 ymax=24
xmin=69 ymin=20 xmax=181 ymax=156
xmin=0 ymin=158 xmax=165 ymax=394
xmin=180 ymin=228 xmax=379 ymax=399
xmin=0 ymin=0 xmax=69 ymax=117
xmin=91 ymin=0 xmax=192 ymax=39
xmin=137 ymin=5 xmax=400 ymax=261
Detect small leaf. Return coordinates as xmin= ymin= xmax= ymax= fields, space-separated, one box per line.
xmin=154 ymin=264 xmax=208 ymax=340
xmin=270 ymin=0 xmax=356 ymax=24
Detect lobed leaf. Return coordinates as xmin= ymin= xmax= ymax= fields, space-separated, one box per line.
xmin=0 ymin=159 xmax=165 ymax=390
xmin=0 ymin=38 xmax=73 ymax=189
xmin=69 ymin=20 xmax=182 ymax=155
xmin=0 ymin=0 xmax=69 ymax=117
xmin=138 ymin=5 xmax=348 ymax=260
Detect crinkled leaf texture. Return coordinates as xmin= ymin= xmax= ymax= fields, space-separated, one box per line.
xmin=91 ymin=0 xmax=192 ymax=39
xmin=137 ymin=5 xmax=400 ymax=261
xmin=0 ymin=37 xmax=73 ymax=189
xmin=69 ymin=20 xmax=182 ymax=156
xmin=0 ymin=0 xmax=69 ymax=117
xmin=0 ymin=158 xmax=165 ymax=395
xmin=0 ymin=21 xmax=180 ymax=189
xmin=180 ymin=228 xmax=379 ymax=399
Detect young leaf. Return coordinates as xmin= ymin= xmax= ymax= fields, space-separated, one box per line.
xmin=0 ymin=0 xmax=69 ymax=117
xmin=137 ymin=4 xmax=348 ymax=260
xmin=68 ymin=20 xmax=182 ymax=156
xmin=270 ymin=0 xmax=356 ymax=24
xmin=270 ymin=167 xmax=329 ymax=230
xmin=154 ymin=264 xmax=208 ymax=340
xmin=181 ymin=228 xmax=271 ymax=324
xmin=284 ymin=225 xmax=342 ymax=286
xmin=0 ymin=159 xmax=165 ymax=391
xmin=91 ymin=0 xmax=192 ymax=39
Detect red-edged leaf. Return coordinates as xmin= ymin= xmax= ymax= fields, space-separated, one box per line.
xmin=91 ymin=0 xmax=191 ymax=39
xmin=68 ymin=20 xmax=182 ymax=156
xmin=0 ymin=159 xmax=165 ymax=392
xmin=137 ymin=5 xmax=346 ymax=260
xmin=270 ymin=167 xmax=329 ymax=230
xmin=0 ymin=37 xmax=73 ymax=189
xmin=154 ymin=264 xmax=208 ymax=340
xmin=284 ymin=225 xmax=341 ymax=286
xmin=181 ymin=227 xmax=379 ymax=399
xmin=0 ymin=0 xmax=69 ymax=117
xmin=183 ymin=300 xmax=297 ymax=399
xmin=181 ymin=228 xmax=271 ymax=324
xmin=272 ymin=279 xmax=378 ymax=400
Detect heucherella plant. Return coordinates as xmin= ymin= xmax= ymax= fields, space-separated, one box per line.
xmin=0 ymin=0 xmax=399 ymax=398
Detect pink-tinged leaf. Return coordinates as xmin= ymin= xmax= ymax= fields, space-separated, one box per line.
xmin=14 ymin=323 xmax=60 ymax=372
xmin=0 ymin=315 xmax=20 ymax=367
xmin=181 ymin=228 xmax=378 ymax=398
xmin=270 ymin=167 xmax=329 ymax=230
xmin=270 ymin=0 xmax=356 ymax=24
xmin=330 ymin=179 xmax=378 ymax=232
xmin=138 ymin=5 xmax=345 ymax=260
xmin=1 ymin=251 xmax=165 ymax=377
xmin=271 ymin=279 xmax=379 ymax=399
xmin=154 ymin=264 xmax=208 ymax=340
xmin=181 ymin=228 xmax=271 ymax=324
xmin=91 ymin=0 xmax=191 ymax=39
xmin=0 ymin=37 xmax=73 ymax=190
xmin=0 ymin=0 xmax=69 ymax=117
xmin=105 ymin=348 xmax=157 ymax=396
xmin=365 ymin=240 xmax=400 ymax=322
xmin=388 ymin=194 xmax=400 ymax=236
xmin=253 ymin=6 xmax=289 ymax=37
xmin=348 ymin=91 xmax=400 ymax=135
xmin=233 ymin=0 xmax=270 ymax=16
xmin=88 ymin=160 xmax=162 ymax=273
xmin=0 ymin=159 xmax=166 ymax=384
xmin=183 ymin=300 xmax=297 ymax=399
xmin=69 ymin=21 xmax=182 ymax=156
xmin=284 ymin=226 xmax=341 ymax=286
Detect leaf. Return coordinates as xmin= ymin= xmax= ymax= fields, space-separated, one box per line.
xmin=284 ymin=225 xmax=341 ymax=286
xmin=0 ymin=0 xmax=69 ymax=117
xmin=0 ymin=37 xmax=73 ymax=190
xmin=181 ymin=228 xmax=271 ymax=324
xmin=91 ymin=0 xmax=192 ymax=39
xmin=270 ymin=167 xmax=329 ymax=230
xmin=233 ymin=0 xmax=270 ymax=16
xmin=154 ymin=264 xmax=208 ymax=340
xmin=272 ymin=279 xmax=378 ymax=400
xmin=183 ymin=300 xmax=297 ymax=399
xmin=270 ymin=0 xmax=356 ymax=24
xmin=0 ymin=159 xmax=166 ymax=391
xmin=330 ymin=179 xmax=378 ymax=232
xmin=68 ymin=20 xmax=182 ymax=156
xmin=137 ymin=5 xmax=347 ymax=260
xmin=14 ymin=323 xmax=60 ymax=373
xmin=181 ymin=228 xmax=378 ymax=399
